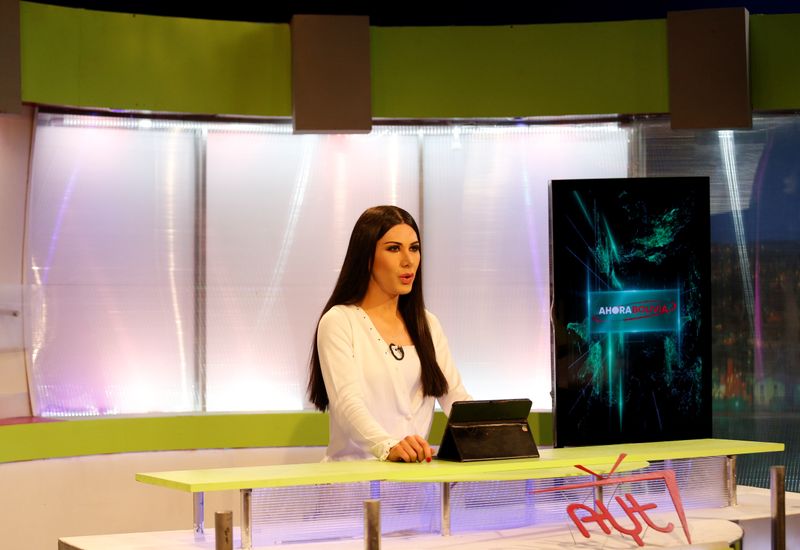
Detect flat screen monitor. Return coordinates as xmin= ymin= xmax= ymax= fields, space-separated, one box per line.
xmin=550 ymin=177 xmax=711 ymax=447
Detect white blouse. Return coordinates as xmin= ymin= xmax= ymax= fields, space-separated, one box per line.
xmin=317 ymin=304 xmax=471 ymax=461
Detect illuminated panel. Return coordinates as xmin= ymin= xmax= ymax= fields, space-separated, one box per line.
xmin=551 ymin=176 xmax=711 ymax=446
xmin=590 ymin=289 xmax=680 ymax=334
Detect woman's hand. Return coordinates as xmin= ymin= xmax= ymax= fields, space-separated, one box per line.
xmin=387 ymin=435 xmax=433 ymax=463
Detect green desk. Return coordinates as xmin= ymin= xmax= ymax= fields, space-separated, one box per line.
xmin=136 ymin=438 xmax=783 ymax=549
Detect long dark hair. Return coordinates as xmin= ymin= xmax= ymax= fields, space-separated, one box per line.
xmin=307 ymin=205 xmax=449 ymax=411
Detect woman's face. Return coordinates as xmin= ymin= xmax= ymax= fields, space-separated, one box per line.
xmin=368 ymin=223 xmax=420 ymax=299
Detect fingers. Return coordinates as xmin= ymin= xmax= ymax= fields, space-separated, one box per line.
xmin=388 ymin=435 xmax=433 ymax=463
xmin=414 ymin=435 xmax=433 ymax=463
xmin=387 ymin=442 xmax=412 ymax=462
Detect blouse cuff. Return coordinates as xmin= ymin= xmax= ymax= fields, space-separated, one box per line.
xmin=375 ymin=439 xmax=401 ymax=461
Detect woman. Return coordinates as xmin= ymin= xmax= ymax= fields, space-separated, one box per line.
xmin=308 ymin=205 xmax=471 ymax=462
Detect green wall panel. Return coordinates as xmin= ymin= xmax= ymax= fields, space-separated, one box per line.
xmin=20 ymin=2 xmax=292 ymax=116
xmin=0 ymin=412 xmax=553 ymax=463
xmin=750 ymin=14 xmax=800 ymax=111
xmin=371 ymin=21 xmax=669 ymax=118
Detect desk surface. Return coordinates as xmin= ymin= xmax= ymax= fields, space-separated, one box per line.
xmin=136 ymin=438 xmax=783 ymax=492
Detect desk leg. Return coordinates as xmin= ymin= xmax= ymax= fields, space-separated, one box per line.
xmin=441 ymin=482 xmax=451 ymax=536
xmin=364 ymin=499 xmax=381 ymax=549
xmin=771 ymin=465 xmax=786 ymax=550
xmin=593 ymin=484 xmax=604 ymax=510
xmin=726 ymin=455 xmax=738 ymax=506
xmin=241 ymin=489 xmax=252 ymax=550
xmin=193 ymin=492 xmax=204 ymax=540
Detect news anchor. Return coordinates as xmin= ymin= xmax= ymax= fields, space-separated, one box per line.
xmin=307 ymin=205 xmax=471 ymax=462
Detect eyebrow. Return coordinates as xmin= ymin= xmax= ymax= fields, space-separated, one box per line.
xmin=383 ymin=240 xmax=420 ymax=246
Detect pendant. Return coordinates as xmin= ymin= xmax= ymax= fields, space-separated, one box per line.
xmin=389 ymin=343 xmax=405 ymax=361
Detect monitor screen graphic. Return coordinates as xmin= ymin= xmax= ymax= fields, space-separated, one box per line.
xmin=551 ymin=177 xmax=711 ymax=446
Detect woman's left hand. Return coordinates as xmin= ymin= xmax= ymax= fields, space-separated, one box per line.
xmin=387 ymin=435 xmax=432 ymax=463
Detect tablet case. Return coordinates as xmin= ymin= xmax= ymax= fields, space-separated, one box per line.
xmin=437 ymin=398 xmax=540 ymax=461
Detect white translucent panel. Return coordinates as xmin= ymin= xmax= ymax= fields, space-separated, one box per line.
xmin=532 ymin=457 xmax=728 ymax=515
xmin=26 ymin=285 xmax=196 ymax=415
xmin=422 ymin=125 xmax=630 ymax=410
xmin=26 ymin=117 xmax=197 ymax=415
xmin=636 ymin=118 xmax=766 ymax=216
xmin=25 ymin=115 xmax=633 ymax=417
xmin=251 ymin=482 xmax=439 ymax=545
xmin=204 ymin=131 xmax=420 ymax=411
xmin=247 ymin=458 xmax=725 ymax=545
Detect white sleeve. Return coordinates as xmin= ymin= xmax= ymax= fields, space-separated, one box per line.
xmin=317 ymin=308 xmax=399 ymax=460
xmin=427 ymin=311 xmax=472 ymax=415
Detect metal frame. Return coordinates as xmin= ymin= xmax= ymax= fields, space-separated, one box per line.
xmin=441 ymin=482 xmax=451 ymax=536
xmin=193 ymin=492 xmax=204 ymax=539
xmin=364 ymin=499 xmax=381 ymax=549
xmin=241 ymin=488 xmax=252 ymax=550
xmin=771 ymin=465 xmax=786 ymax=550
xmin=726 ymin=455 xmax=738 ymax=506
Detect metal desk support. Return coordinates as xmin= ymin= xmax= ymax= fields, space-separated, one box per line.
xmin=441 ymin=482 xmax=451 ymax=536
xmin=771 ymin=465 xmax=786 ymax=550
xmin=726 ymin=455 xmax=738 ymax=506
xmin=594 ymin=484 xmax=604 ymax=510
xmin=364 ymin=499 xmax=381 ymax=549
xmin=193 ymin=492 xmax=204 ymax=540
xmin=241 ymin=489 xmax=252 ymax=550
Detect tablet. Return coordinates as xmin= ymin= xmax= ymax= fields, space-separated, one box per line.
xmin=437 ymin=398 xmax=540 ymax=462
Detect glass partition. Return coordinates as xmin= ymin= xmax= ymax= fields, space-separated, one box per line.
xmin=635 ymin=116 xmax=800 ymax=491
xmin=204 ymin=128 xmax=420 ymax=411
xmin=26 ymin=118 xmax=198 ymax=415
xmin=422 ymin=125 xmax=629 ymax=409
xmin=27 ymin=115 xmax=629 ymax=415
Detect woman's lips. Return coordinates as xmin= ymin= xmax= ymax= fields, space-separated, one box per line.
xmin=400 ymin=274 xmax=415 ymax=284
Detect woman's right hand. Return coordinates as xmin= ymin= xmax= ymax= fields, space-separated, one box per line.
xmin=387 ymin=435 xmax=432 ymax=463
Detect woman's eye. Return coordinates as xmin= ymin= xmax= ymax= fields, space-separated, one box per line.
xmin=410 ymin=245 xmax=420 ymax=253
xmin=387 ymin=245 xmax=400 ymax=252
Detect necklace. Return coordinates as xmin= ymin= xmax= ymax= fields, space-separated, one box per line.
xmin=388 ymin=343 xmax=405 ymax=361
xmin=356 ymin=306 xmax=408 ymax=361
